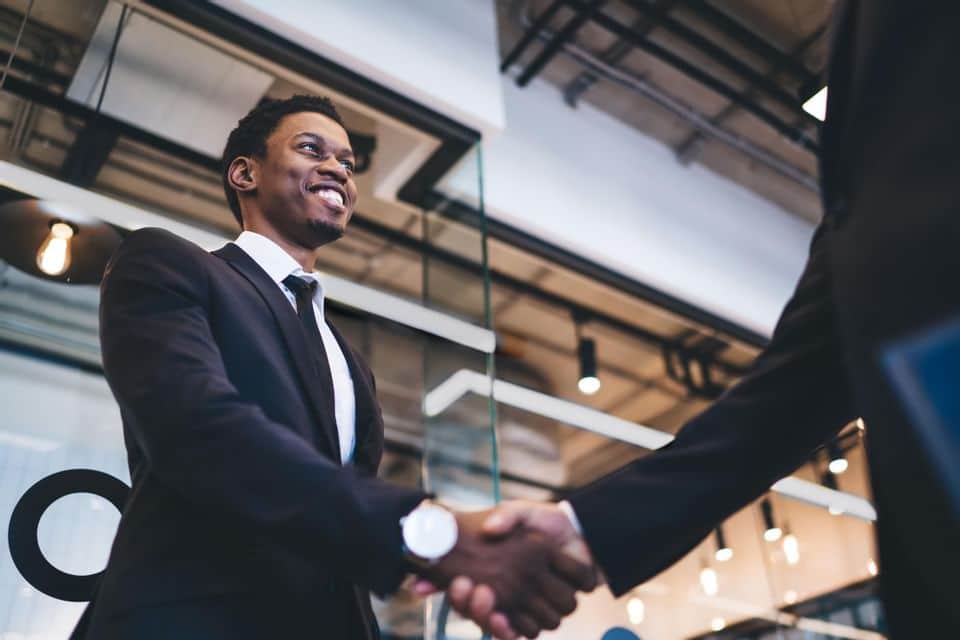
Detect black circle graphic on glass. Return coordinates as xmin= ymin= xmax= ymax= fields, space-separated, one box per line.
xmin=8 ymin=469 xmax=129 ymax=602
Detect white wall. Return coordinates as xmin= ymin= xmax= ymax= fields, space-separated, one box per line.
xmin=441 ymin=78 xmax=816 ymax=337
xmin=210 ymin=0 xmax=506 ymax=136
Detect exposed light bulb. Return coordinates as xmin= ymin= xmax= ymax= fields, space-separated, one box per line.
xmin=784 ymin=590 xmax=798 ymax=604
xmin=711 ymin=617 xmax=726 ymax=632
xmin=715 ymin=547 xmax=734 ymax=563
xmin=867 ymin=559 xmax=878 ymax=576
xmin=627 ymin=597 xmax=645 ymax=625
xmin=699 ymin=565 xmax=718 ymax=596
xmin=36 ymin=221 xmax=74 ymax=276
xmin=783 ymin=532 xmax=800 ymax=565
xmin=764 ymin=526 xmax=783 ymax=542
xmin=828 ymin=457 xmax=849 ymax=474
xmin=578 ymin=375 xmax=601 ymax=395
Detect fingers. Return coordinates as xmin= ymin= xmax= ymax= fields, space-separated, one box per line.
xmin=448 ymin=581 xmax=511 ymax=639
xmin=483 ymin=501 xmax=531 ymax=536
xmin=467 ymin=583 xmax=497 ymax=622
xmin=534 ymin=571 xmax=578 ymax=617
xmin=520 ymin=595 xmax=562 ymax=632
xmin=510 ymin=612 xmax=541 ymax=639
xmin=489 ymin=612 xmax=518 ymax=640
xmin=549 ymin=546 xmax=598 ymax=593
xmin=447 ymin=576 xmax=474 ymax=613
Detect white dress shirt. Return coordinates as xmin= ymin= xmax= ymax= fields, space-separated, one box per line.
xmin=232 ymin=231 xmax=356 ymax=464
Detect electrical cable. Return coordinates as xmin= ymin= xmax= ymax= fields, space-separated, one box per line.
xmin=0 ymin=0 xmax=36 ymax=94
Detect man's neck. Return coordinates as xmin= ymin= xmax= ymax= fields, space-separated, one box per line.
xmin=243 ymin=223 xmax=317 ymax=272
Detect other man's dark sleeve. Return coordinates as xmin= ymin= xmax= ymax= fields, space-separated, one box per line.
xmin=570 ymin=225 xmax=857 ymax=595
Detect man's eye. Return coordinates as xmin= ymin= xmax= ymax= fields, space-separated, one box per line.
xmin=301 ymin=142 xmax=320 ymax=154
xmin=340 ymin=159 xmax=355 ymax=173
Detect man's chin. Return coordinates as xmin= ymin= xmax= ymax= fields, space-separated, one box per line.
xmin=306 ymin=218 xmax=346 ymax=246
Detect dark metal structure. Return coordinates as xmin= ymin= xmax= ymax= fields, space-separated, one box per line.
xmin=504 ymin=0 xmax=827 ymax=192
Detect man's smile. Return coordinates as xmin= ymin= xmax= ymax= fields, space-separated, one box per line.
xmin=306 ymin=181 xmax=347 ymax=210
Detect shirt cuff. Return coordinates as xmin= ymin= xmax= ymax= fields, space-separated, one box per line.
xmin=557 ymin=500 xmax=583 ymax=536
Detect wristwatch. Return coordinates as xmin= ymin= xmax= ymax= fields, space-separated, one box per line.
xmin=401 ymin=500 xmax=459 ymax=566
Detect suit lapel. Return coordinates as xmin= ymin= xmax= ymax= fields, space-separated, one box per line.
xmin=213 ymin=242 xmax=342 ymax=459
xmin=327 ymin=321 xmax=380 ymax=472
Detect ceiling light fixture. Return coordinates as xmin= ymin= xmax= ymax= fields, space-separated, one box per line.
xmin=627 ymin=597 xmax=645 ymax=625
xmin=0 ymin=196 xmax=125 ymax=284
xmin=762 ymin=498 xmax=782 ymax=542
xmin=573 ymin=311 xmax=600 ymax=395
xmin=36 ymin=220 xmax=75 ymax=276
xmin=577 ymin=336 xmax=600 ymax=395
xmin=782 ymin=527 xmax=800 ymax=565
xmin=699 ymin=563 xmax=718 ymax=597
xmin=827 ymin=441 xmax=848 ymax=475
xmin=711 ymin=617 xmax=726 ymax=632
xmin=714 ymin=525 xmax=733 ymax=562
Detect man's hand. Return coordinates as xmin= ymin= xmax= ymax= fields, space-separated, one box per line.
xmin=414 ymin=508 xmax=597 ymax=639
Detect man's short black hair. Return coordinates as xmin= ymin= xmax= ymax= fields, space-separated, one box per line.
xmin=221 ymin=94 xmax=345 ymax=228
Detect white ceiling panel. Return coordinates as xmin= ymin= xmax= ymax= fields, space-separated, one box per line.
xmin=68 ymin=2 xmax=273 ymax=157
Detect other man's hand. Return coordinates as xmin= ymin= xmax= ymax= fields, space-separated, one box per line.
xmin=414 ymin=508 xmax=597 ymax=639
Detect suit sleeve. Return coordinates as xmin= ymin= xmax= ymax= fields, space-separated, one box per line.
xmin=569 ymin=225 xmax=858 ymax=595
xmin=99 ymin=229 xmax=426 ymax=596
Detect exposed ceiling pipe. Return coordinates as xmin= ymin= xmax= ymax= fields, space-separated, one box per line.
xmin=515 ymin=3 xmax=820 ymax=193
xmin=682 ymin=0 xmax=819 ymax=88
xmin=674 ymin=21 xmax=827 ymax=166
xmin=562 ymin=0 xmax=680 ymax=107
xmin=515 ymin=0 xmax=606 ymax=87
xmin=619 ymin=0 xmax=820 ymax=126
xmin=558 ymin=0 xmax=818 ymax=152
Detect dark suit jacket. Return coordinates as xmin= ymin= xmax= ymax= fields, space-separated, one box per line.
xmin=80 ymin=228 xmax=426 ymax=638
xmin=571 ymin=1 xmax=960 ymax=630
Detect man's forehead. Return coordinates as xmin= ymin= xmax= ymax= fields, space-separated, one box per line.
xmin=275 ymin=111 xmax=350 ymax=146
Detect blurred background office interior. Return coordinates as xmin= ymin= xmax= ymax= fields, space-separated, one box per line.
xmin=0 ymin=1 xmax=889 ymax=638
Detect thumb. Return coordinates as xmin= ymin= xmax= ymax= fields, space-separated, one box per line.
xmin=482 ymin=502 xmax=529 ymax=536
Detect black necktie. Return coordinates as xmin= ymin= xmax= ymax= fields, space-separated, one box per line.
xmin=282 ymin=274 xmax=336 ymax=423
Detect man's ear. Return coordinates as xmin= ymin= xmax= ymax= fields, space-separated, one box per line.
xmin=227 ymin=157 xmax=257 ymax=193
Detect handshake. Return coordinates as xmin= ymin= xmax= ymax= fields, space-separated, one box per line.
xmin=406 ymin=500 xmax=601 ymax=639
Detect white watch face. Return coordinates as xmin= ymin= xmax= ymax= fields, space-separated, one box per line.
xmin=403 ymin=503 xmax=458 ymax=560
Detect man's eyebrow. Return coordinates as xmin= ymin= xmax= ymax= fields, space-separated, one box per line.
xmin=294 ymin=131 xmax=325 ymax=143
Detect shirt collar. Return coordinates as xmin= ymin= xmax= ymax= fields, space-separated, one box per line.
xmin=233 ymin=231 xmax=303 ymax=284
xmin=232 ymin=231 xmax=327 ymax=313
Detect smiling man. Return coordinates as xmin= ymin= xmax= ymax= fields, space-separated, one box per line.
xmin=75 ymin=95 xmax=594 ymax=640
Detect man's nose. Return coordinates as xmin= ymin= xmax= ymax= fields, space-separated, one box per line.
xmin=317 ymin=156 xmax=348 ymax=182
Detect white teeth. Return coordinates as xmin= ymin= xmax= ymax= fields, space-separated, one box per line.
xmin=317 ymin=188 xmax=344 ymax=207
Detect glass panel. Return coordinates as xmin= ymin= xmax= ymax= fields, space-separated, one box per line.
xmin=0 ymin=2 xmax=497 ymax=639
xmin=420 ymin=143 xmax=497 ymax=640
